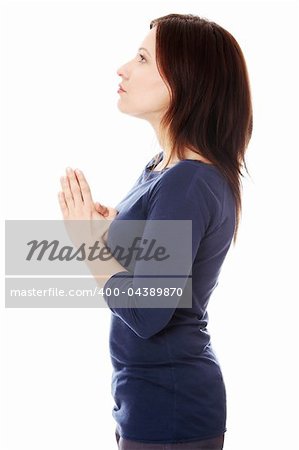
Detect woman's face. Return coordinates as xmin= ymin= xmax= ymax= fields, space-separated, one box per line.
xmin=116 ymin=26 xmax=170 ymax=124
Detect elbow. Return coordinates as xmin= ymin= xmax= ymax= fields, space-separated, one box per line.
xmin=135 ymin=331 xmax=156 ymax=340
xmin=130 ymin=308 xmax=174 ymax=339
xmin=135 ymin=329 xmax=155 ymax=340
xmin=133 ymin=323 xmax=163 ymax=340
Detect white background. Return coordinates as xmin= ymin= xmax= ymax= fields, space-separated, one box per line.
xmin=1 ymin=1 xmax=299 ymax=449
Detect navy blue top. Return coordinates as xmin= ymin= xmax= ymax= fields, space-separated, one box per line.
xmin=103 ymin=151 xmax=235 ymax=444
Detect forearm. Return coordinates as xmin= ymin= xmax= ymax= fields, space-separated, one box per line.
xmin=84 ymin=238 xmax=129 ymax=289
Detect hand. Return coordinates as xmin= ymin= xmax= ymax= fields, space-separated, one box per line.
xmin=94 ymin=203 xmax=118 ymax=220
xmin=58 ymin=167 xmax=110 ymax=248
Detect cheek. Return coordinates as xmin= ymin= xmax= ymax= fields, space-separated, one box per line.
xmin=117 ymin=72 xmax=170 ymax=116
xmin=143 ymin=78 xmax=170 ymax=109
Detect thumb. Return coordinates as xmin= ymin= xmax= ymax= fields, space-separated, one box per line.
xmin=95 ymin=202 xmax=108 ymax=215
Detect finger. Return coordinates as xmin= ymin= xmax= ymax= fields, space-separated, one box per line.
xmin=74 ymin=169 xmax=94 ymax=205
xmin=58 ymin=191 xmax=69 ymax=217
xmin=60 ymin=175 xmax=74 ymax=209
xmin=95 ymin=202 xmax=108 ymax=215
xmin=66 ymin=167 xmax=83 ymax=207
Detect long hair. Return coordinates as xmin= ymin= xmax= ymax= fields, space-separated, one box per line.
xmin=149 ymin=14 xmax=253 ymax=245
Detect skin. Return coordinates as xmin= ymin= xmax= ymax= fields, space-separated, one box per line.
xmin=117 ymin=26 xmax=213 ymax=169
xmin=58 ymin=26 xmax=172 ymax=226
xmin=116 ymin=26 xmax=170 ymax=142
xmin=59 ymin=168 xmax=106 ymax=221
xmin=58 ymin=167 xmax=128 ymax=286
xmin=58 ymin=27 xmax=212 ymax=240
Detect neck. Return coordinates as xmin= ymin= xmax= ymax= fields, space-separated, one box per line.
xmin=149 ymin=119 xmax=179 ymax=165
xmin=148 ymin=117 xmax=213 ymax=166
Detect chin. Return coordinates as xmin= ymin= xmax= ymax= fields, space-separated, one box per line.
xmin=116 ymin=102 xmax=128 ymax=113
xmin=117 ymin=107 xmax=147 ymax=121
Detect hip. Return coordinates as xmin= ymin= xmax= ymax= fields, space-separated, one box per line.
xmin=115 ymin=429 xmax=225 ymax=449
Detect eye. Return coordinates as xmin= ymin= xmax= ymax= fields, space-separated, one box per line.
xmin=136 ymin=52 xmax=146 ymax=63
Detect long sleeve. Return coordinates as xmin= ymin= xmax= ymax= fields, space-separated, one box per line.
xmin=104 ymin=159 xmax=234 ymax=443
xmin=103 ymin=168 xmax=215 ymax=339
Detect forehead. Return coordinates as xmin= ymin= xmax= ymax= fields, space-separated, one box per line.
xmin=139 ymin=27 xmax=156 ymax=55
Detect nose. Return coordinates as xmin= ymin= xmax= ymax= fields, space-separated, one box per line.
xmin=117 ymin=60 xmax=131 ymax=79
xmin=117 ymin=65 xmax=126 ymax=78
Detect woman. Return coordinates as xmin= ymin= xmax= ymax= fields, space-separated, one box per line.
xmin=59 ymin=13 xmax=252 ymax=450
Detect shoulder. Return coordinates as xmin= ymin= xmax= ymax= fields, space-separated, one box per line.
xmin=143 ymin=160 xmax=235 ymax=239
xmin=147 ymin=160 xmax=225 ymax=205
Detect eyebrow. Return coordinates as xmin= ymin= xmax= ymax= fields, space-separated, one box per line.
xmin=138 ymin=47 xmax=151 ymax=57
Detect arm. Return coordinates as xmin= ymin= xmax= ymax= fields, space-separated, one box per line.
xmin=102 ymin=170 xmax=213 ymax=339
xmin=58 ymin=168 xmax=128 ymax=286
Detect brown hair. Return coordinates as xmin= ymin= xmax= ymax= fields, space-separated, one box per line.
xmin=149 ymin=14 xmax=253 ymax=245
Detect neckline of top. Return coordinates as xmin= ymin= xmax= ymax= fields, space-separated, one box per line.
xmin=146 ymin=152 xmax=215 ymax=173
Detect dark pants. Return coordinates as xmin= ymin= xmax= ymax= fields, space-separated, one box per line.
xmin=115 ymin=430 xmax=225 ymax=450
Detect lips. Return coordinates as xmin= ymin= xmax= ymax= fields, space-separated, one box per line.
xmin=119 ymin=84 xmax=126 ymax=92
